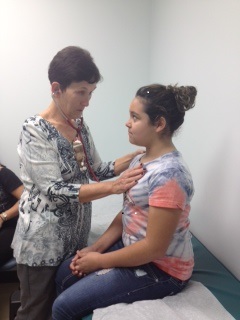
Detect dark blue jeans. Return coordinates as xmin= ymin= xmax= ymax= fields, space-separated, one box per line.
xmin=52 ymin=241 xmax=189 ymax=320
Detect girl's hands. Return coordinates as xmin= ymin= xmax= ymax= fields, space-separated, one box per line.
xmin=70 ymin=245 xmax=94 ymax=273
xmin=70 ymin=252 xmax=102 ymax=277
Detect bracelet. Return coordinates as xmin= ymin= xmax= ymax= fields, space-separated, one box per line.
xmin=0 ymin=212 xmax=7 ymax=222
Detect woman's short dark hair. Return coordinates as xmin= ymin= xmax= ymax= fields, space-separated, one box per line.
xmin=136 ymin=84 xmax=197 ymax=135
xmin=48 ymin=46 xmax=102 ymax=91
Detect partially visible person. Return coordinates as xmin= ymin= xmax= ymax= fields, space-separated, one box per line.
xmin=12 ymin=46 xmax=143 ymax=320
xmin=0 ymin=163 xmax=23 ymax=267
xmin=52 ymin=83 xmax=197 ymax=320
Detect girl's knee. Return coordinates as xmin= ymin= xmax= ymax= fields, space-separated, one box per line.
xmin=52 ymin=294 xmax=69 ymax=320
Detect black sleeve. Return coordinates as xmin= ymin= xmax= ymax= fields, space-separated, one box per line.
xmin=0 ymin=167 xmax=23 ymax=194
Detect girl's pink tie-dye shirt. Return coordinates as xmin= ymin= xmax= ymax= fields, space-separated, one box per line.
xmin=122 ymin=151 xmax=194 ymax=281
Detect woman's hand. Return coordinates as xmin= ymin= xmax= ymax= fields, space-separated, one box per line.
xmin=78 ymin=164 xmax=144 ymax=203
xmin=111 ymin=164 xmax=143 ymax=194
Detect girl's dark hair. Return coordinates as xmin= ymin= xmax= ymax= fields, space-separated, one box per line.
xmin=48 ymin=46 xmax=102 ymax=91
xmin=136 ymin=84 xmax=197 ymax=135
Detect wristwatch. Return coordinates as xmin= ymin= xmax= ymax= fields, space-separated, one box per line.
xmin=0 ymin=212 xmax=7 ymax=222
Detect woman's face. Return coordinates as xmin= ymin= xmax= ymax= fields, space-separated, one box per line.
xmin=125 ymin=97 xmax=157 ymax=147
xmin=59 ymin=81 xmax=97 ymax=119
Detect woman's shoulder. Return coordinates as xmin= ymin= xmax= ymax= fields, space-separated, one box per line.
xmin=23 ymin=114 xmax=44 ymax=125
xmin=22 ymin=115 xmax=57 ymax=135
xmin=0 ymin=166 xmax=22 ymax=188
xmin=21 ymin=115 xmax=40 ymax=131
xmin=0 ymin=166 xmax=11 ymax=176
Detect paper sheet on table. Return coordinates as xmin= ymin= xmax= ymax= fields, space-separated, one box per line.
xmin=93 ymin=281 xmax=234 ymax=320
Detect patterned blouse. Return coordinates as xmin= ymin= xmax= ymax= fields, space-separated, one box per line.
xmin=12 ymin=115 xmax=115 ymax=267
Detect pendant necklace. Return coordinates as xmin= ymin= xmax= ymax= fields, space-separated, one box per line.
xmin=54 ymin=101 xmax=99 ymax=181
xmin=72 ymin=137 xmax=87 ymax=172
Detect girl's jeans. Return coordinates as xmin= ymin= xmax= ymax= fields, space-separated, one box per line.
xmin=52 ymin=240 xmax=189 ymax=320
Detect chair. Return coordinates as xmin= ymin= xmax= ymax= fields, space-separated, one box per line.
xmin=0 ymin=257 xmax=18 ymax=283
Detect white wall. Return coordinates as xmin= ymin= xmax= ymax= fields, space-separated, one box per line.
xmin=150 ymin=0 xmax=240 ymax=279
xmin=0 ymin=0 xmax=239 ymax=279
xmin=0 ymin=0 xmax=151 ymax=172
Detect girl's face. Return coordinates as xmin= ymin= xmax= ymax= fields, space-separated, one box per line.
xmin=58 ymin=81 xmax=97 ymax=119
xmin=125 ymin=97 xmax=157 ymax=147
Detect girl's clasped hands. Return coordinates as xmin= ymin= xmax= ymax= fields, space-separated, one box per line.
xmin=70 ymin=248 xmax=101 ymax=277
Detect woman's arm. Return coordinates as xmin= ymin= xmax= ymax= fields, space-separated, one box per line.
xmin=78 ymin=165 xmax=143 ymax=203
xmin=0 ymin=185 xmax=24 ymax=227
xmin=21 ymin=120 xmax=143 ymax=204
xmin=74 ymin=206 xmax=181 ymax=274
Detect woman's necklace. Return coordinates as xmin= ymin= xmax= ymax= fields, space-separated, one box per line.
xmin=72 ymin=138 xmax=87 ymax=172
xmin=67 ymin=119 xmax=88 ymax=173
xmin=53 ymin=100 xmax=99 ymax=181
xmin=54 ymin=102 xmax=87 ymax=172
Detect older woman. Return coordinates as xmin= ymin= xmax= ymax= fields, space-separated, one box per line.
xmin=12 ymin=46 xmax=143 ymax=320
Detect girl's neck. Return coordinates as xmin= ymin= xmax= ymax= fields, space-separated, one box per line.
xmin=141 ymin=141 xmax=176 ymax=163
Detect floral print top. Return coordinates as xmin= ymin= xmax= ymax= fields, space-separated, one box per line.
xmin=12 ymin=115 xmax=115 ymax=266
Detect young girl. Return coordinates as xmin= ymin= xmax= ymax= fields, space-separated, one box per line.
xmin=52 ymin=83 xmax=197 ymax=320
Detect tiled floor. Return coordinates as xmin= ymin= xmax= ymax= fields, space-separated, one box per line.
xmin=0 ymin=282 xmax=19 ymax=320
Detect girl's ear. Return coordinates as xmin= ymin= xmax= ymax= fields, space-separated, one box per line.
xmin=155 ymin=116 xmax=166 ymax=133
